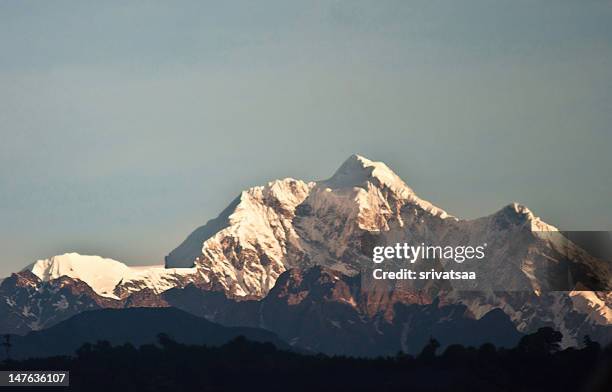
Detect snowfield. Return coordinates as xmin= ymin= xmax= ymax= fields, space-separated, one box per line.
xmin=25 ymin=253 xmax=198 ymax=299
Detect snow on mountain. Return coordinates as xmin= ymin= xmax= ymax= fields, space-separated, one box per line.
xmin=164 ymin=155 xmax=459 ymax=299
xmin=166 ymin=178 xmax=313 ymax=298
xmin=164 ymin=154 xmax=610 ymax=300
xmin=26 ymin=254 xmax=130 ymax=298
xmin=322 ymin=154 xmax=450 ymax=219
xmin=26 ymin=253 xmax=198 ymax=299
xmin=115 ymin=264 xmax=200 ymax=298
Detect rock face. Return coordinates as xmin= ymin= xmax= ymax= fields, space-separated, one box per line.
xmin=0 ymin=271 xmax=120 ymax=334
xmin=0 ymin=154 xmax=610 ymax=355
xmin=159 ymin=266 xmax=524 ymax=356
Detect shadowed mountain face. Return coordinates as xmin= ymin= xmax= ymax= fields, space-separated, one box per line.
xmin=159 ymin=266 xmax=523 ymax=356
xmin=3 ymin=307 xmax=289 ymax=360
xmin=3 ymin=264 xmax=610 ymax=357
xmin=1 ymin=267 xmax=524 ymax=357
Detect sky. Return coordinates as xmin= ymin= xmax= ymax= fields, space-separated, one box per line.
xmin=1 ymin=0 xmax=611 ymax=276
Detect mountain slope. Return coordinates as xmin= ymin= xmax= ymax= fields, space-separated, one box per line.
xmin=25 ymin=253 xmax=201 ymax=299
xmin=166 ymin=178 xmax=313 ymax=298
xmin=164 ymin=154 xmax=456 ymax=299
xmin=0 ymin=271 xmax=121 ymax=334
xmin=4 ymin=307 xmax=289 ymax=359
xmin=160 ymin=266 xmax=523 ymax=356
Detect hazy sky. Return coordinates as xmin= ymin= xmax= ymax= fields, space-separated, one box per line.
xmin=1 ymin=1 xmax=611 ymax=276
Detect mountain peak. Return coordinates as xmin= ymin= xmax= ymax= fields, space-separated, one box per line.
xmin=500 ymin=202 xmax=534 ymax=218
xmin=25 ymin=253 xmax=131 ymax=298
xmin=489 ymin=202 xmax=558 ymax=232
xmin=345 ymin=153 xmax=375 ymax=166
xmin=319 ymin=154 xmax=450 ymax=219
xmin=323 ymin=154 xmax=411 ymax=194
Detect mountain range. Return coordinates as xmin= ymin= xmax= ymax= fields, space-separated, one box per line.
xmin=1 ymin=155 xmax=610 ymax=356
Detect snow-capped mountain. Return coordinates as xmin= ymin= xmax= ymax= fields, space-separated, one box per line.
xmin=25 ymin=253 xmax=200 ymax=299
xmin=165 ymin=154 xmax=454 ymax=299
xmin=166 ymin=154 xmax=610 ymax=298
xmin=166 ymin=177 xmax=313 ymax=298
xmin=0 ymin=154 xmax=610 ymax=353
